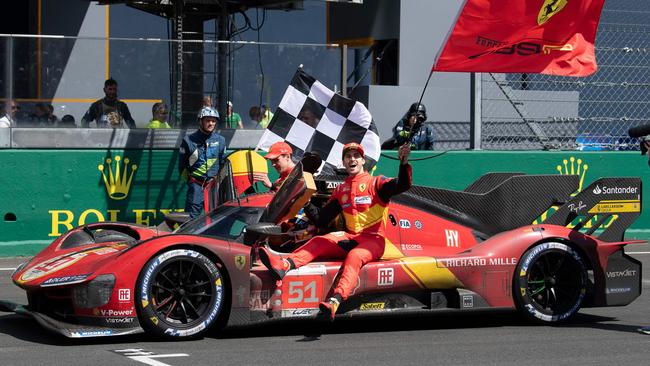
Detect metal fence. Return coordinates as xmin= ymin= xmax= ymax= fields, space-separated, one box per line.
xmin=480 ymin=0 xmax=650 ymax=151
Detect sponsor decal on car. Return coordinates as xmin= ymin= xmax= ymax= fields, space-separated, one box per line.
xmin=588 ymin=200 xmax=640 ymax=214
xmin=360 ymin=302 xmax=385 ymax=310
xmin=71 ymin=329 xmax=113 ymax=338
xmin=283 ymin=308 xmax=315 ymax=317
xmin=40 ymin=274 xmax=90 ymax=287
xmin=606 ymin=269 xmax=637 ymax=278
xmin=118 ymin=288 xmax=131 ymax=302
xmin=462 ymin=295 xmax=474 ymax=308
xmin=401 ymin=244 xmax=423 ymax=251
xmin=377 ymin=268 xmax=394 ymax=286
xmin=445 ymin=229 xmax=459 ymax=247
xmin=414 ymin=220 xmax=423 ymax=230
xmin=106 ymin=317 xmax=135 ymax=324
xmin=606 ymin=287 xmax=632 ymax=294
xmin=399 ymin=219 xmax=411 ymax=229
xmin=94 ymin=308 xmax=135 ymax=317
xmin=19 ymin=245 xmax=127 ymax=283
xmin=592 ymin=185 xmax=638 ymax=195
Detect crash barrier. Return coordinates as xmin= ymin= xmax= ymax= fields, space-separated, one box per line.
xmin=0 ymin=149 xmax=648 ymax=257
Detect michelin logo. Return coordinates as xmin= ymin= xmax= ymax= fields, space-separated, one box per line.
xmin=593 ymin=185 xmax=637 ymax=195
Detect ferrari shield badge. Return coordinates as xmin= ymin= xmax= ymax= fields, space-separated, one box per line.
xmin=538 ymin=0 xmax=568 ymax=25
xmin=234 ymin=255 xmax=246 ymax=270
xmin=359 ymin=183 xmax=367 ymax=192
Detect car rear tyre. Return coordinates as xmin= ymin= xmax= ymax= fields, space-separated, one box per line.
xmin=136 ymin=249 xmax=225 ymax=339
xmin=513 ymin=242 xmax=587 ymax=323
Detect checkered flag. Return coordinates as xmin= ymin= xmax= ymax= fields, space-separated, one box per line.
xmin=256 ymin=69 xmax=381 ymax=173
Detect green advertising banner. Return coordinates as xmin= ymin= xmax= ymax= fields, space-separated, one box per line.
xmin=0 ymin=149 xmax=648 ymax=256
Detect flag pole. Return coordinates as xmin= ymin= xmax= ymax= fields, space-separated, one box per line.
xmin=407 ymin=69 xmax=435 ymax=142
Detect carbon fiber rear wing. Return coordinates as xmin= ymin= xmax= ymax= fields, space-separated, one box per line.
xmin=544 ymin=177 xmax=642 ymax=242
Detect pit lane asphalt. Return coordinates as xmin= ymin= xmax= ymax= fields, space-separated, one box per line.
xmin=2 ymin=245 xmax=650 ymax=366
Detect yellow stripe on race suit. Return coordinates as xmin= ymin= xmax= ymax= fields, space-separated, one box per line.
xmin=343 ymin=203 xmax=387 ymax=233
xmin=399 ymin=257 xmax=463 ymax=289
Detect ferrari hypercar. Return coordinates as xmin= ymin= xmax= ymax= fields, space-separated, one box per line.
xmin=0 ymin=159 xmax=644 ymax=339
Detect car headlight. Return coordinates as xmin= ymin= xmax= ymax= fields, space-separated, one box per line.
xmin=72 ymin=274 xmax=115 ymax=308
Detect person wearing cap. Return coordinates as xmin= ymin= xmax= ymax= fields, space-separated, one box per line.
xmin=224 ymin=101 xmax=243 ymax=129
xmin=254 ymin=141 xmax=295 ymax=192
xmin=178 ymin=106 xmax=226 ymax=218
xmin=258 ymin=141 xmax=412 ymax=321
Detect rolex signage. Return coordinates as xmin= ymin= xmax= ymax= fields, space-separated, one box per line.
xmin=38 ymin=150 xmax=186 ymax=237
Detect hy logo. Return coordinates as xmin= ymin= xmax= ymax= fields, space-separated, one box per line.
xmin=538 ymin=0 xmax=569 ymax=25
xmin=98 ymin=156 xmax=137 ymax=200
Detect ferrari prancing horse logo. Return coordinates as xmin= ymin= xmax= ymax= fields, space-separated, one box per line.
xmin=538 ymin=0 xmax=569 ymax=25
xmin=234 ymin=255 xmax=246 ymax=270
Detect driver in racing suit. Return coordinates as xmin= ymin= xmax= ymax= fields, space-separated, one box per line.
xmin=258 ymin=142 xmax=412 ymax=320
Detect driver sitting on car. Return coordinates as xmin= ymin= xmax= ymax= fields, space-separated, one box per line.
xmin=258 ymin=142 xmax=412 ymax=320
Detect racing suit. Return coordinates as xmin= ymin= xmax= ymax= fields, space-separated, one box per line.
xmin=288 ymin=163 xmax=412 ymax=300
xmin=178 ymin=129 xmax=226 ymax=217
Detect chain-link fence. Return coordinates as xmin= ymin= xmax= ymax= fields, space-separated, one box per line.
xmin=481 ymin=0 xmax=650 ymax=151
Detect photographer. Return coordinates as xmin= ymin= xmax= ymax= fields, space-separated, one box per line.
xmin=383 ymin=102 xmax=434 ymax=150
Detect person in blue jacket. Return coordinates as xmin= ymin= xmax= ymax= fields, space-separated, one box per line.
xmin=178 ymin=106 xmax=226 ymax=218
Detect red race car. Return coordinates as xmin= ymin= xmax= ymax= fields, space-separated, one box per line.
xmin=1 ymin=161 xmax=644 ymax=339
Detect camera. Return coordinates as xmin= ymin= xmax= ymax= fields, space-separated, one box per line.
xmin=628 ymin=123 xmax=650 ymax=155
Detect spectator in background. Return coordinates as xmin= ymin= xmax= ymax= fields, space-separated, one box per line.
xmin=146 ymin=102 xmax=171 ymax=129
xmin=81 ymin=78 xmax=136 ymax=128
xmin=202 ymin=95 xmax=213 ymax=108
xmin=248 ymin=106 xmax=264 ymax=129
xmin=0 ymin=100 xmax=18 ymax=128
xmin=29 ymin=103 xmax=50 ymax=126
xmin=46 ymin=104 xmax=58 ymax=124
xmin=58 ymin=114 xmax=76 ymax=128
xmin=224 ymin=101 xmax=243 ymax=129
xmin=259 ymin=104 xmax=274 ymax=129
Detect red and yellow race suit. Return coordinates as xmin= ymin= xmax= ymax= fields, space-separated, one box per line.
xmin=287 ymin=163 xmax=412 ymax=300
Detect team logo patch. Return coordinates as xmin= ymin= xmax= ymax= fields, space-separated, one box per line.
xmin=355 ymin=196 xmax=371 ymax=205
xmin=341 ymin=194 xmax=348 ymax=203
xmin=234 ymin=255 xmax=246 ymax=270
xmin=359 ymin=183 xmax=367 ymax=192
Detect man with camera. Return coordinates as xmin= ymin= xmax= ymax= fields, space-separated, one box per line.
xmin=383 ymin=102 xmax=434 ymax=150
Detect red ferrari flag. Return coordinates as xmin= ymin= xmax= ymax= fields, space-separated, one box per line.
xmin=432 ymin=0 xmax=606 ymax=77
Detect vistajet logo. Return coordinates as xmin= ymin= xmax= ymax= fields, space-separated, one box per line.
xmin=593 ymin=185 xmax=637 ymax=195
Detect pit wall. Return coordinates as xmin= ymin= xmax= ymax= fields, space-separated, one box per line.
xmin=0 ymin=150 xmax=647 ymax=256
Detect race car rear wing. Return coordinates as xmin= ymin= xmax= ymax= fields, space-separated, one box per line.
xmin=544 ymin=177 xmax=642 ymax=242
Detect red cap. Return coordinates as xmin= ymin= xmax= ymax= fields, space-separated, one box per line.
xmin=342 ymin=142 xmax=365 ymax=159
xmin=265 ymin=141 xmax=293 ymax=160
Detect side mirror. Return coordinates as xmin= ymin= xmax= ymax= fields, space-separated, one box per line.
xmin=160 ymin=212 xmax=191 ymax=232
xmin=243 ymin=222 xmax=286 ymax=246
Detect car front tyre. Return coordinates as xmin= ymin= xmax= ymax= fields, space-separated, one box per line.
xmin=136 ymin=249 xmax=225 ymax=339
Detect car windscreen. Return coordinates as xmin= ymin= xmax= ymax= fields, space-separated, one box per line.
xmin=174 ymin=205 xmax=264 ymax=241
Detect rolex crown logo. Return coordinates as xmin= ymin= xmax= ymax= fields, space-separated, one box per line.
xmin=556 ymin=156 xmax=588 ymax=192
xmin=98 ymin=155 xmax=137 ymax=200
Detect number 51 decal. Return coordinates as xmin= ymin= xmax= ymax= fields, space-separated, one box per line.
xmin=282 ymin=275 xmax=323 ymax=308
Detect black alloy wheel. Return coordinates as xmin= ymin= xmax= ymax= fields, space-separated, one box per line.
xmin=137 ymin=249 xmax=225 ymax=339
